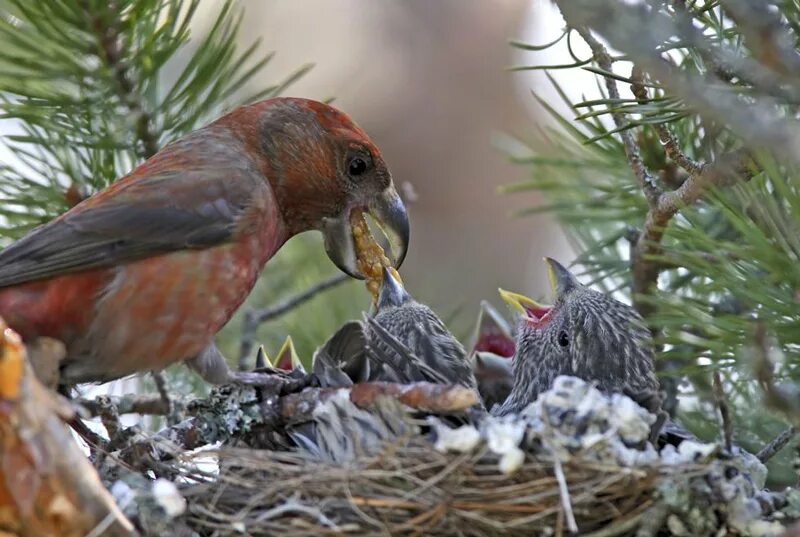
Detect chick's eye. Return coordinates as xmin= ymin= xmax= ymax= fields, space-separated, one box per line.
xmin=558 ymin=331 xmax=569 ymax=347
xmin=348 ymin=156 xmax=369 ymax=177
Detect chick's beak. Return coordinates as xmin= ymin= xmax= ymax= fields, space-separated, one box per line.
xmin=544 ymin=257 xmax=580 ymax=298
xmin=377 ymin=266 xmax=410 ymax=310
xmin=498 ymin=288 xmax=552 ymax=322
xmin=322 ymin=185 xmax=410 ymax=279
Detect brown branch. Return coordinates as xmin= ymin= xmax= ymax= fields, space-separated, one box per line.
xmin=573 ymin=27 xmax=660 ymax=205
xmin=281 ymin=381 xmax=478 ymax=426
xmin=630 ymin=66 xmax=702 ymax=177
xmin=754 ymin=322 xmax=800 ymax=427
xmin=86 ymin=1 xmax=159 ymax=159
xmin=711 ymin=370 xmax=733 ymax=452
xmin=237 ymin=273 xmax=350 ymax=370
xmin=118 ymin=381 xmax=477 ymax=466
xmin=78 ymin=395 xmax=173 ymax=417
xmin=757 ymin=426 xmax=797 ymax=464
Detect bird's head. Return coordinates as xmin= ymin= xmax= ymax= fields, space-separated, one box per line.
xmin=227 ymin=97 xmax=409 ymax=278
xmin=376 ymin=266 xmax=413 ymax=312
xmin=470 ymin=300 xmax=515 ymax=358
xmin=499 ymin=258 xmax=653 ymax=390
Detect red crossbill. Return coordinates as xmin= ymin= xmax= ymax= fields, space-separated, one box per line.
xmin=366 ymin=268 xmax=477 ymax=392
xmin=0 ymin=98 xmax=409 ymax=386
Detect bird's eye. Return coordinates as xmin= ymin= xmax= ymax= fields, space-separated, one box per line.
xmin=347 ymin=156 xmax=369 ymax=177
xmin=558 ymin=331 xmax=569 ymax=347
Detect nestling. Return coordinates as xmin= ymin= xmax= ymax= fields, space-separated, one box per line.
xmin=313 ymin=268 xmax=478 ymax=397
xmin=494 ymin=258 xmax=662 ymax=417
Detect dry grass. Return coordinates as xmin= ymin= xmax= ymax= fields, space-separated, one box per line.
xmin=176 ymin=439 xmax=701 ymax=536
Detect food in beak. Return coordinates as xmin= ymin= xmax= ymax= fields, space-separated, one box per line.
xmin=350 ymin=209 xmax=403 ymax=302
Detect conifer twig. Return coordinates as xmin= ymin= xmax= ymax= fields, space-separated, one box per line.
xmin=85 ymin=1 xmax=159 ymax=159
xmin=712 ymin=370 xmax=733 ymax=452
xmin=78 ymin=394 xmax=173 ymax=417
xmin=572 ymin=27 xmax=660 ymax=205
xmin=629 ymin=67 xmax=702 ymax=177
xmin=151 ymin=371 xmax=181 ymax=425
xmin=757 ymin=426 xmax=797 ymax=464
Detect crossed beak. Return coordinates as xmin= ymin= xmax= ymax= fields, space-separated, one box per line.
xmin=322 ymin=185 xmax=410 ymax=279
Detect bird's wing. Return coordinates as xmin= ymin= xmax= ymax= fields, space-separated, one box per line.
xmin=403 ymin=312 xmax=476 ymax=390
xmin=365 ymin=317 xmax=450 ymax=385
xmin=312 ymin=321 xmax=369 ymax=387
xmin=0 ymin=140 xmax=270 ymax=287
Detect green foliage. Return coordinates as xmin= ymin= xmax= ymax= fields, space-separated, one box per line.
xmin=0 ymin=0 xmax=311 ymax=238
xmin=505 ymin=1 xmax=800 ymax=484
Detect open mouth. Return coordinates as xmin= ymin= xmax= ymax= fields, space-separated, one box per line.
xmin=522 ymin=303 xmax=552 ymax=325
xmin=497 ymin=288 xmax=553 ymax=327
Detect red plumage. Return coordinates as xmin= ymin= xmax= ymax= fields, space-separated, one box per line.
xmin=0 ymin=97 xmax=409 ymax=385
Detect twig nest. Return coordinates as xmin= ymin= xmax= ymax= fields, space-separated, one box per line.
xmin=656 ymin=442 xmax=784 ymax=536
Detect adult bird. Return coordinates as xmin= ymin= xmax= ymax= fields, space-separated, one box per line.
xmin=0 ymin=98 xmax=409 ymax=386
xmin=494 ymin=258 xmax=663 ymax=419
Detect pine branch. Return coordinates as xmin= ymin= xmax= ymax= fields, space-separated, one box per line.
xmin=757 ymin=426 xmax=798 ymax=464
xmin=632 ymin=149 xmax=752 ymax=316
xmin=86 ymin=0 xmax=159 ymax=159
xmin=572 ymin=26 xmax=660 ymax=205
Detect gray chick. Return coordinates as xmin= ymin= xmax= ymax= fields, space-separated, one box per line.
xmin=312 ymin=268 xmax=478 ymax=395
xmin=493 ymin=258 xmax=662 ymax=419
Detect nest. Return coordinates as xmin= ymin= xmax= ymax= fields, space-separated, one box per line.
xmin=92 ymin=376 xmax=795 ymax=537
xmin=179 ymin=441 xmax=671 ymax=536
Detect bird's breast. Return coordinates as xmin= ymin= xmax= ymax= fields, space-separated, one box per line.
xmin=74 ymin=219 xmax=285 ymax=380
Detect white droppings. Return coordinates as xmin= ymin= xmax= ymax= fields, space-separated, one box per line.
xmin=152 ymin=478 xmax=186 ymax=518
xmin=498 ymin=447 xmax=526 ymax=475
xmin=428 ymin=418 xmax=481 ymax=453
xmin=609 ymin=393 xmax=654 ymax=444
xmin=484 ymin=416 xmax=526 ymax=475
xmin=110 ymin=480 xmax=136 ymax=508
xmin=660 ymin=441 xmax=718 ymax=466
